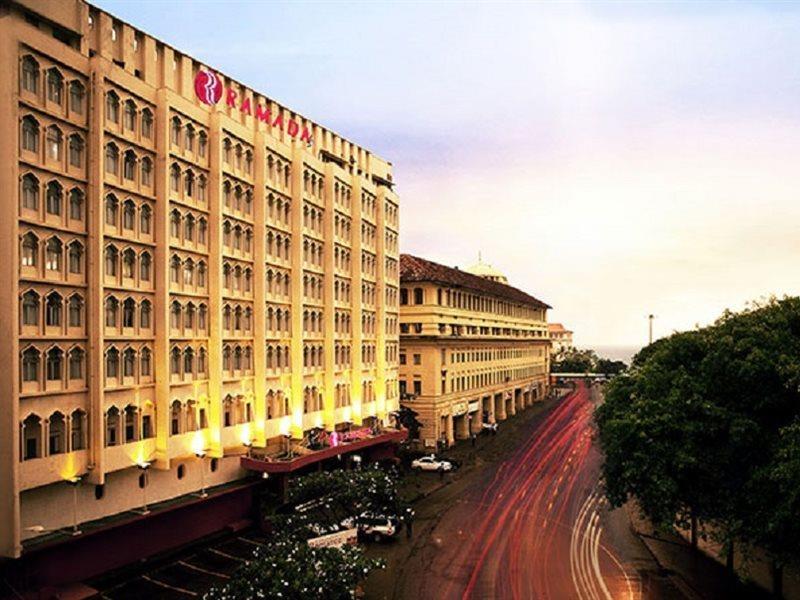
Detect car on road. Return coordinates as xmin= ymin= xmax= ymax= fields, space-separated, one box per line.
xmin=339 ymin=512 xmax=400 ymax=542
xmin=482 ymin=422 xmax=499 ymax=433
xmin=411 ymin=455 xmax=454 ymax=472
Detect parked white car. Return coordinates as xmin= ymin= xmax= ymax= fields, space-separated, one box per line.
xmin=411 ymin=455 xmax=454 ymax=472
xmin=482 ymin=422 xmax=499 ymax=432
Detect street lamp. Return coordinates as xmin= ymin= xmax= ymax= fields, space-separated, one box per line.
xmin=136 ymin=461 xmax=151 ymax=515
xmin=66 ymin=476 xmax=82 ymax=536
xmin=195 ymin=450 xmax=207 ymax=498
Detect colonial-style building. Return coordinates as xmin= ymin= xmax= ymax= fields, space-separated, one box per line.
xmin=399 ymin=255 xmax=550 ymax=448
xmin=548 ymin=323 xmax=574 ymax=355
xmin=0 ymin=0 xmax=399 ymax=565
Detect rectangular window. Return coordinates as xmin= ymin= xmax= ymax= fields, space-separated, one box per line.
xmin=413 ymin=354 xmax=421 ymax=365
xmin=413 ymin=380 xmax=422 ymax=396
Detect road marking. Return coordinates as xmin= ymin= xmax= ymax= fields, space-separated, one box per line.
xmin=142 ymin=575 xmax=198 ymax=597
xmin=208 ymin=548 xmax=244 ymax=561
xmin=178 ymin=560 xmax=230 ymax=580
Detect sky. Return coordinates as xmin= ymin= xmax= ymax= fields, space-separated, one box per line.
xmin=96 ymin=0 xmax=800 ymax=348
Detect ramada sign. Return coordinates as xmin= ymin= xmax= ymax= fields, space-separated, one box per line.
xmin=194 ymin=70 xmax=313 ymax=144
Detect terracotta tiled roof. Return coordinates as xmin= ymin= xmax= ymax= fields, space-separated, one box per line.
xmin=548 ymin=323 xmax=572 ymax=333
xmin=400 ymin=254 xmax=551 ymax=309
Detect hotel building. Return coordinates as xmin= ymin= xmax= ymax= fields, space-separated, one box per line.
xmin=548 ymin=323 xmax=574 ymax=355
xmin=398 ymin=255 xmax=550 ymax=448
xmin=0 ymin=0 xmax=400 ymax=567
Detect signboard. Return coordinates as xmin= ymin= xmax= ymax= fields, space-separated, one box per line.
xmin=307 ymin=528 xmax=358 ymax=549
xmin=194 ymin=69 xmax=313 ymax=144
xmin=468 ymin=400 xmax=480 ymax=413
xmin=452 ymin=401 xmax=468 ymax=416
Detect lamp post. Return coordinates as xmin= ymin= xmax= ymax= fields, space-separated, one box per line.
xmin=136 ymin=461 xmax=151 ymax=515
xmin=66 ymin=476 xmax=82 ymax=535
xmin=195 ymin=450 xmax=207 ymax=498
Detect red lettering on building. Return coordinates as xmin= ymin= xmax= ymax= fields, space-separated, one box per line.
xmin=226 ymin=88 xmax=237 ymax=108
xmin=194 ymin=70 xmax=313 ymax=145
xmin=240 ymin=97 xmax=252 ymax=116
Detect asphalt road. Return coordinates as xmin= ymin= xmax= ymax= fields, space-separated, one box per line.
xmin=366 ymin=382 xmax=684 ymax=600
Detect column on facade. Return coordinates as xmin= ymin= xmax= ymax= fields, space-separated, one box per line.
xmin=322 ymin=163 xmax=336 ymax=431
xmin=374 ymin=186 xmax=388 ymax=423
xmin=289 ymin=143 xmax=304 ymax=438
xmin=496 ymin=392 xmax=507 ymax=421
xmin=251 ymin=132 xmax=267 ymax=447
xmin=349 ymin=177 xmax=364 ymax=425
xmin=87 ymin=61 xmax=109 ymax=479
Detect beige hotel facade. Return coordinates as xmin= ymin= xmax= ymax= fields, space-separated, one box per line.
xmin=399 ymin=255 xmax=551 ymax=448
xmin=0 ymin=0 xmax=400 ymax=561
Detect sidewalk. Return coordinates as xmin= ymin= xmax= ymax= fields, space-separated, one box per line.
xmin=625 ymin=503 xmax=773 ymax=600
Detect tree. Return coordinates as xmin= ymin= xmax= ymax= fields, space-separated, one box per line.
xmin=396 ymin=405 xmax=423 ymax=440
xmin=204 ymin=538 xmax=383 ymax=600
xmin=551 ymin=348 xmax=598 ymax=373
xmin=596 ymin=297 xmax=800 ymax=579
xmin=595 ymin=358 xmax=627 ymax=376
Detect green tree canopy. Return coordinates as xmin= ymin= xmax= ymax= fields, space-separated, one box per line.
xmin=596 ymin=297 xmax=800 ymax=566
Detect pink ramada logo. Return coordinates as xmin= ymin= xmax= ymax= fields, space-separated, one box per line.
xmin=194 ymin=70 xmax=223 ymax=105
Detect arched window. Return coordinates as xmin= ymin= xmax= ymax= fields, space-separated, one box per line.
xmin=105 ymin=406 xmax=120 ymax=446
xmin=140 ymin=347 xmax=152 ymax=377
xmin=170 ymin=301 xmax=181 ymax=330
xmin=184 ymin=170 xmax=194 ymax=197
xmin=22 ymin=414 xmax=42 ymax=459
xmin=46 ymin=347 xmax=63 ymax=381
xmin=47 ymin=68 xmax=63 ymax=104
xmin=68 ymin=347 xmax=84 ymax=380
xmin=170 ymin=347 xmax=181 ymax=376
xmin=122 ymin=297 xmax=136 ymax=328
xmin=69 ymin=188 xmax=84 ymax=220
xmin=171 ymin=117 xmax=181 ymax=146
xmin=21 ymin=115 xmax=39 ymax=152
xmin=122 ymin=200 xmax=136 ymax=230
xmin=21 ymin=232 xmax=38 ymax=267
xmin=140 ymin=299 xmax=151 ymax=329
xmin=140 ymin=251 xmax=152 ymax=281
xmin=140 ymin=204 xmax=152 ymax=234
xmin=123 ymin=99 xmax=137 ymax=131
xmin=198 ymin=218 xmax=207 ymax=244
xmin=106 ymin=91 xmax=120 ymax=123
xmin=183 ymin=347 xmax=194 ymax=375
xmin=185 ymin=124 xmax=195 ymax=151
xmin=71 ymin=409 xmax=86 ymax=449
xmin=104 ymin=245 xmax=118 ymax=276
xmin=121 ymin=249 xmax=135 ymax=278
xmin=21 ymin=55 xmax=39 ymax=93
xmin=171 ymin=400 xmax=182 ymax=434
xmin=198 ymin=131 xmax=207 ymax=156
xmin=170 ymin=255 xmax=181 ymax=283
xmin=46 ymin=181 xmax=62 ymax=215
xmin=141 ymin=156 xmax=152 ymax=186
xmin=198 ymin=348 xmax=207 ymax=376
xmin=104 ymin=296 xmax=118 ymax=327
xmin=105 ymin=194 xmax=118 ymax=226
xmin=21 ymin=173 xmax=39 ymax=210
xmin=170 ymin=163 xmax=180 ymax=192
xmin=123 ymin=347 xmax=136 ymax=377
xmin=105 ymin=347 xmax=120 ymax=379
xmin=105 ymin=143 xmax=119 ymax=175
xmin=68 ymin=134 xmax=84 ymax=167
xmin=123 ymin=150 xmax=136 ymax=180
xmin=69 ymin=81 xmax=84 ymax=114
xmin=45 ymin=237 xmax=63 ymax=272
xmin=22 ymin=290 xmax=40 ymax=326
xmin=141 ymin=108 xmax=153 ymax=138
xmin=68 ymin=294 xmax=83 ymax=327
xmin=68 ymin=240 xmax=83 ymax=274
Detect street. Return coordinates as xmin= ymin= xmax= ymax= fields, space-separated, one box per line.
xmin=366 ymin=382 xmax=684 ymax=600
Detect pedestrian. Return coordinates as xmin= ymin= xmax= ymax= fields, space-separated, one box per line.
xmin=471 ymin=433 xmax=476 ymax=447
xmin=438 ymin=465 xmax=444 ymax=481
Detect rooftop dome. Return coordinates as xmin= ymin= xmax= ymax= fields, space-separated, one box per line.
xmin=466 ymin=253 xmax=508 ymax=284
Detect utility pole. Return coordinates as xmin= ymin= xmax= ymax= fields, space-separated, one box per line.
xmin=648 ymin=314 xmax=655 ymax=345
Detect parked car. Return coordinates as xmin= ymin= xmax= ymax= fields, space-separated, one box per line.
xmin=411 ymin=455 xmax=454 ymax=472
xmin=482 ymin=422 xmax=499 ymax=433
xmin=340 ymin=512 xmax=400 ymax=542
